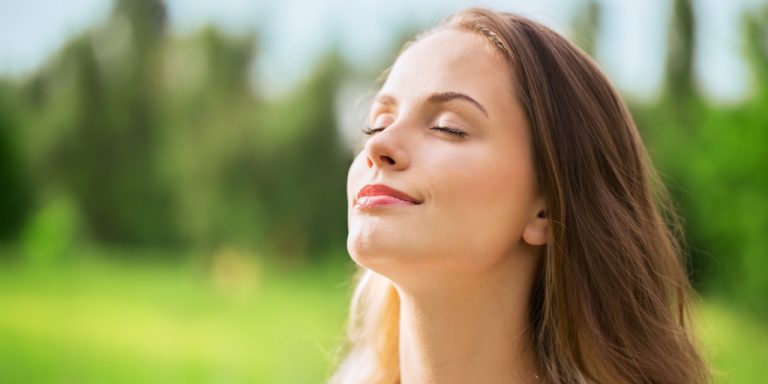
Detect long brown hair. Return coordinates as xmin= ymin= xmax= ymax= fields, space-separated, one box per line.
xmin=331 ymin=8 xmax=708 ymax=384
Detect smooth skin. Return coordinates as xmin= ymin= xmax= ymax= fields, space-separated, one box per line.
xmin=347 ymin=29 xmax=548 ymax=384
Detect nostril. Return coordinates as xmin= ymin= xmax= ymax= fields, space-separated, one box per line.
xmin=366 ymin=155 xmax=397 ymax=168
xmin=382 ymin=155 xmax=395 ymax=165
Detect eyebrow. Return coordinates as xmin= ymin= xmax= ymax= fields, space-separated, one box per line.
xmin=373 ymin=91 xmax=489 ymax=118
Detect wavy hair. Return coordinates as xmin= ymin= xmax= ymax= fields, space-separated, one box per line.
xmin=330 ymin=7 xmax=708 ymax=384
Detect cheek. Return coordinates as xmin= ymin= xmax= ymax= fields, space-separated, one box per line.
xmin=432 ymin=153 xmax=536 ymax=260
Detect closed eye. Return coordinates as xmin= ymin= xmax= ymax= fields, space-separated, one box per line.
xmin=431 ymin=126 xmax=467 ymax=138
xmin=361 ymin=125 xmax=385 ymax=135
xmin=361 ymin=125 xmax=468 ymax=138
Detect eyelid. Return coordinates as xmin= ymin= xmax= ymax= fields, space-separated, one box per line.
xmin=431 ymin=125 xmax=468 ymax=138
xmin=436 ymin=114 xmax=471 ymax=132
xmin=370 ymin=112 xmax=395 ymax=129
xmin=361 ymin=124 xmax=468 ymax=138
xmin=361 ymin=125 xmax=384 ymax=135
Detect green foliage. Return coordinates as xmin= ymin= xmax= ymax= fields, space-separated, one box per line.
xmin=0 ymin=87 xmax=31 ymax=242
xmin=7 ymin=0 xmax=352 ymax=259
xmin=0 ymin=0 xmax=766 ymax=311
xmin=21 ymin=194 xmax=85 ymax=267
xmin=18 ymin=1 xmax=178 ymax=246
xmin=631 ymin=3 xmax=768 ymax=313
xmin=253 ymin=54 xmax=350 ymax=259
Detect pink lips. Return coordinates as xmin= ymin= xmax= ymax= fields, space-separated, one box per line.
xmin=356 ymin=184 xmax=421 ymax=209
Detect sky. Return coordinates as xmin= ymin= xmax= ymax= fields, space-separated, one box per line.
xmin=0 ymin=0 xmax=763 ymax=102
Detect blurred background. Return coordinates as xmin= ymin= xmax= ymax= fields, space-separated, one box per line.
xmin=0 ymin=0 xmax=766 ymax=382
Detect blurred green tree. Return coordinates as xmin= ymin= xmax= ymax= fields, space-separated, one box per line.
xmin=0 ymin=87 xmax=31 ymax=244
xmin=2 ymin=0 xmax=766 ymax=298
xmin=9 ymin=0 xmax=352 ymax=262
xmin=254 ymin=53 xmax=350 ymax=262
xmin=633 ymin=0 xmax=768 ymax=314
xmin=17 ymin=0 xmax=177 ymax=245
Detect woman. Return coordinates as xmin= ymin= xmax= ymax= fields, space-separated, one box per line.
xmin=332 ymin=7 xmax=708 ymax=384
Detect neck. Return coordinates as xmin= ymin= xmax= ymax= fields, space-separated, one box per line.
xmin=394 ymin=254 xmax=540 ymax=384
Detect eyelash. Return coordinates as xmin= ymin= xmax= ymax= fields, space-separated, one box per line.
xmin=361 ymin=125 xmax=468 ymax=138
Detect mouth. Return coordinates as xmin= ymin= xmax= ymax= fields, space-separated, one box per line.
xmin=355 ymin=184 xmax=422 ymax=209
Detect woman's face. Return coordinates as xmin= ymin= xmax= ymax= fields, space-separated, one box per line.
xmin=347 ymin=29 xmax=545 ymax=276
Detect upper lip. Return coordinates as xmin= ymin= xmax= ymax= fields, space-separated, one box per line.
xmin=357 ymin=184 xmax=422 ymax=204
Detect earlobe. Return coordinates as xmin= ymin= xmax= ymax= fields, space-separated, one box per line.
xmin=522 ymin=209 xmax=548 ymax=247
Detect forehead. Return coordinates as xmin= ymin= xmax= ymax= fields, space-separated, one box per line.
xmin=380 ymin=29 xmax=512 ymax=101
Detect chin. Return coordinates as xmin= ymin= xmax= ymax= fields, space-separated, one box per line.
xmin=347 ymin=231 xmax=415 ymax=272
xmin=347 ymin=233 xmax=389 ymax=265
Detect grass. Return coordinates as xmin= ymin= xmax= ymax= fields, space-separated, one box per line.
xmin=0 ymin=253 xmax=354 ymax=383
xmin=697 ymin=297 xmax=768 ymax=383
xmin=0 ymin=252 xmax=765 ymax=383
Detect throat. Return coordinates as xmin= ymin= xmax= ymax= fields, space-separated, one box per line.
xmin=395 ymin=278 xmax=538 ymax=384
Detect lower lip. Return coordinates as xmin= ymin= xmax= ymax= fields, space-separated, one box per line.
xmin=355 ymin=195 xmax=417 ymax=209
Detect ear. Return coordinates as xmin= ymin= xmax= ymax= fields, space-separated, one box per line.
xmin=522 ymin=197 xmax=548 ymax=247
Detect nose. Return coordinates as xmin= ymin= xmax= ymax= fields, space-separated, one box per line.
xmin=363 ymin=126 xmax=410 ymax=171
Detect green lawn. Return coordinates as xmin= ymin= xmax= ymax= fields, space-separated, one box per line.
xmin=0 ymin=256 xmax=765 ymax=383
xmin=697 ymin=297 xmax=768 ymax=383
xmin=0 ymin=255 xmax=353 ymax=383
